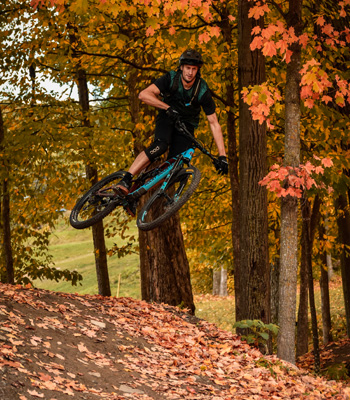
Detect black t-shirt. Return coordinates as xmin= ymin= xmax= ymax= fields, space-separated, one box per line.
xmin=154 ymin=71 xmax=216 ymax=117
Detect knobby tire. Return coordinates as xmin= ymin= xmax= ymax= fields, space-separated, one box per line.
xmin=136 ymin=166 xmax=201 ymax=231
xmin=70 ymin=171 xmax=126 ymax=229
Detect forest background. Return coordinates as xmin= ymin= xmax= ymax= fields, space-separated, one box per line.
xmin=1 ymin=0 xmax=350 ymax=371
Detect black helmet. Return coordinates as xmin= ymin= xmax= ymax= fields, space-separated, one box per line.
xmin=179 ymin=49 xmax=203 ymax=67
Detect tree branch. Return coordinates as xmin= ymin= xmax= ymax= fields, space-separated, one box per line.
xmin=267 ymin=0 xmax=288 ymax=20
xmin=75 ymin=50 xmax=167 ymax=73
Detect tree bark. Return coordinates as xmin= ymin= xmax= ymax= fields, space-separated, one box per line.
xmin=319 ymin=221 xmax=333 ymax=345
xmin=296 ymin=241 xmax=309 ymax=357
xmin=0 ymin=107 xmax=14 ymax=284
xmin=213 ymin=266 xmax=228 ymax=296
xmin=270 ymin=226 xmax=280 ymax=327
xmin=76 ymin=69 xmax=111 ymax=296
xmin=237 ymin=0 xmax=270 ymax=331
xmin=297 ymin=195 xmax=321 ymax=357
xmin=1 ymin=179 xmax=14 ymax=284
xmin=139 ymin=214 xmax=195 ymax=313
xmin=278 ymin=196 xmax=299 ymax=363
xmin=69 ymin=26 xmax=111 ymax=296
xmin=270 ymin=258 xmax=280 ymax=326
xmin=220 ymin=7 xmax=240 ymax=313
xmin=335 ymin=194 xmax=350 ymax=337
xmin=277 ymin=0 xmax=303 ymax=364
xmin=301 ymin=196 xmax=320 ymax=373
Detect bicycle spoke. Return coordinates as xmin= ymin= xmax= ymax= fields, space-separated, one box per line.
xmin=70 ymin=171 xmax=127 ymax=229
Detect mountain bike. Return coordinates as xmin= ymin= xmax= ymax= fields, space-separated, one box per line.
xmin=69 ymin=119 xmax=222 ymax=231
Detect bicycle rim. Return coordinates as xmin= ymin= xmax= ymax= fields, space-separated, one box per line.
xmin=70 ymin=171 xmax=126 ymax=229
xmin=137 ymin=166 xmax=201 ymax=231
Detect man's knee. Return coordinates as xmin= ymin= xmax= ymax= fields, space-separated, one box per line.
xmin=145 ymin=139 xmax=169 ymax=162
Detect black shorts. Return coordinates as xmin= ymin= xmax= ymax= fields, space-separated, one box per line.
xmin=154 ymin=114 xmax=195 ymax=159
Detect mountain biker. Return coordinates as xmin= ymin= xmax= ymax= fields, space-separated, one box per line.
xmin=115 ymin=49 xmax=228 ymax=196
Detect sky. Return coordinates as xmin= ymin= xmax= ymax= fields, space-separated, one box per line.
xmin=40 ymin=79 xmax=79 ymax=100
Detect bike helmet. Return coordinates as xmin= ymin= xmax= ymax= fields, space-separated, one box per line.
xmin=179 ymin=49 xmax=204 ymax=67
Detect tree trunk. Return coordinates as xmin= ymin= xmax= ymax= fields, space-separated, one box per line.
xmin=71 ymin=33 xmax=111 ymax=296
xmin=237 ymin=0 xmax=270 ymax=330
xmin=139 ymin=214 xmax=195 ymax=313
xmin=1 ymin=179 xmax=14 ymax=284
xmin=324 ymin=216 xmax=334 ymax=280
xmin=277 ymin=0 xmax=303 ymax=364
xmin=301 ymin=196 xmax=320 ymax=373
xmin=213 ymin=266 xmax=228 ymax=296
xmin=296 ymin=241 xmax=309 ymax=357
xmin=335 ymin=194 xmax=350 ymax=337
xmin=319 ymin=221 xmax=333 ymax=345
xmin=0 ymin=107 xmax=14 ymax=284
xmin=220 ymin=9 xmax=240 ymax=312
xmin=278 ymin=197 xmax=299 ymax=363
xmin=270 ymin=259 xmax=280 ymax=326
xmin=296 ymin=195 xmax=321 ymax=357
xmin=128 ymin=70 xmax=195 ymax=313
xmin=270 ymin=226 xmax=280 ymax=327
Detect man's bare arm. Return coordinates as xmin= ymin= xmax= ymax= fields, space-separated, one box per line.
xmin=207 ymin=113 xmax=227 ymax=157
xmin=138 ymin=84 xmax=169 ymax=110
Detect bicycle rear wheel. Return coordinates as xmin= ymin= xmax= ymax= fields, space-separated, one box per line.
xmin=136 ymin=166 xmax=201 ymax=231
xmin=70 ymin=171 xmax=126 ymax=229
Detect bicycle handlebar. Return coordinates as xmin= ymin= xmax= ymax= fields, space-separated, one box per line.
xmin=175 ymin=119 xmax=217 ymax=162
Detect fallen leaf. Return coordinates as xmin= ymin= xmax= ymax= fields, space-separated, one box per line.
xmin=27 ymin=389 xmax=44 ymax=398
xmin=77 ymin=343 xmax=88 ymax=353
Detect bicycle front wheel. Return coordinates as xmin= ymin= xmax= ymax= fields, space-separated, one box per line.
xmin=137 ymin=166 xmax=201 ymax=231
xmin=70 ymin=171 xmax=126 ymax=229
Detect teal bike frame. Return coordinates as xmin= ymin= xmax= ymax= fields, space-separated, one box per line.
xmin=70 ymin=119 xmax=220 ymax=231
xmin=122 ymin=119 xmax=216 ymax=212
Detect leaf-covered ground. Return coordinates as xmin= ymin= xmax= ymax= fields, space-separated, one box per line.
xmin=0 ymin=283 xmax=349 ymax=400
xmin=298 ymin=338 xmax=350 ymax=380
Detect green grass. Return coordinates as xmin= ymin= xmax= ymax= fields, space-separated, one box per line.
xmin=34 ymin=215 xmax=141 ymax=299
xmin=194 ymin=294 xmax=236 ymax=331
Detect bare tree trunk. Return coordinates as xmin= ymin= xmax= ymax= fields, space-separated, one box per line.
xmin=1 ymin=180 xmax=14 ymax=284
xmin=277 ymin=0 xmax=303 ymax=364
xmin=270 ymin=226 xmax=280 ymax=327
xmin=319 ymin=221 xmax=333 ymax=345
xmin=76 ymin=68 xmax=111 ymax=296
xmin=324 ymin=216 xmax=334 ymax=280
xmin=0 ymin=107 xmax=14 ymax=284
xmin=68 ymin=24 xmax=111 ymax=297
xmin=213 ymin=266 xmax=228 ymax=296
xmin=237 ymin=0 xmax=270 ymax=337
xmin=278 ymin=197 xmax=299 ymax=363
xmin=297 ymin=195 xmax=321 ymax=357
xmin=220 ymin=9 xmax=240 ymax=312
xmin=296 ymin=244 xmax=309 ymax=357
xmin=139 ymin=214 xmax=195 ymax=313
xmin=270 ymin=259 xmax=280 ymax=326
xmin=335 ymin=194 xmax=350 ymax=337
xmin=301 ymin=196 xmax=320 ymax=373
